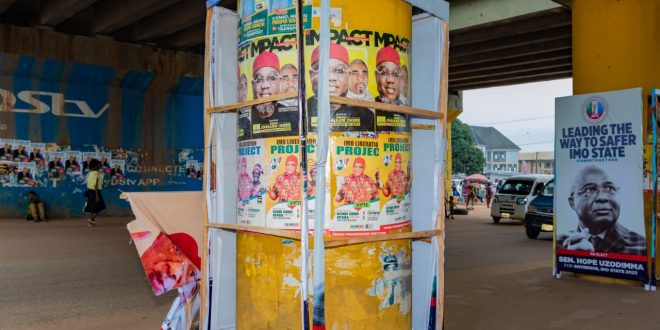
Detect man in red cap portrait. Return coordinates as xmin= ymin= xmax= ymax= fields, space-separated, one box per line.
xmin=375 ymin=45 xmax=403 ymax=105
xmin=267 ymin=154 xmax=302 ymax=202
xmin=252 ymin=51 xmax=281 ymax=99
xmin=307 ymin=43 xmax=374 ymax=132
xmin=250 ymin=51 xmax=299 ymax=137
xmin=237 ymin=157 xmax=252 ymax=201
xmin=140 ymin=232 xmax=201 ymax=296
xmin=378 ymin=153 xmax=409 ymax=198
xmin=334 ymin=157 xmax=379 ymax=204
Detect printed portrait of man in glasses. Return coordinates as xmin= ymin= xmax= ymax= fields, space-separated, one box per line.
xmin=557 ymin=165 xmax=646 ymax=255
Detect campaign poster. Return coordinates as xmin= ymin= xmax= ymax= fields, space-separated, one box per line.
xmin=29 ymin=143 xmax=46 ymax=166
xmin=0 ymin=161 xmax=17 ymax=185
xmin=377 ymin=133 xmax=412 ymax=231
xmin=237 ymin=107 xmax=252 ymax=141
xmin=81 ymin=152 xmax=98 ymax=174
xmin=265 ymin=136 xmax=302 ymax=229
xmin=99 ymin=152 xmax=112 ymax=174
xmin=329 ymin=134 xmax=381 ymax=236
xmin=0 ymin=139 xmax=13 ymax=161
xmin=16 ymin=163 xmax=36 ymax=186
xmin=555 ymin=88 xmax=647 ymax=282
xmin=237 ymin=139 xmax=267 ymax=227
xmin=250 ymin=101 xmax=300 ymax=139
xmin=47 ymin=152 xmax=65 ymax=179
xmin=109 ymin=159 xmax=126 ymax=180
xmin=11 ymin=140 xmax=30 ymax=162
xmin=185 ymin=160 xmax=199 ymax=179
xmin=65 ymin=151 xmax=82 ymax=175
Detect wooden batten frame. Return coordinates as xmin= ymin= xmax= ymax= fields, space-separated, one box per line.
xmin=324 ymin=229 xmax=443 ymax=248
xmin=411 ymin=124 xmax=436 ymax=130
xmin=330 ymin=95 xmax=444 ymax=120
xmin=206 ymin=223 xmax=442 ymax=249
xmin=207 ymin=92 xmax=298 ymax=113
xmin=207 ymin=223 xmax=301 ymax=240
xmin=434 ymin=19 xmax=450 ymax=327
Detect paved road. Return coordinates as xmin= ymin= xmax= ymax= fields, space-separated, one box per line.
xmin=444 ymin=205 xmax=659 ymax=330
xmin=1 ymin=206 xmax=659 ymax=329
xmin=0 ymin=217 xmax=174 ymax=330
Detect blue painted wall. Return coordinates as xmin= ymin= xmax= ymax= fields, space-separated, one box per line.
xmin=0 ymin=52 xmax=204 ymax=218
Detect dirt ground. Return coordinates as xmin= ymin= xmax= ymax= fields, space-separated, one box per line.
xmin=1 ymin=206 xmax=659 ymax=329
xmin=444 ymin=204 xmax=660 ymax=330
xmin=0 ymin=216 xmax=174 ymax=330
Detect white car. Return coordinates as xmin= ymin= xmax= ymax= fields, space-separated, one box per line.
xmin=490 ymin=174 xmax=553 ymax=223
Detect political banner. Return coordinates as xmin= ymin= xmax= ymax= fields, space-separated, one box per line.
xmin=11 ymin=140 xmax=30 ymax=162
xmin=237 ymin=139 xmax=267 ymax=227
xmin=555 ymin=88 xmax=647 ymax=282
xmin=265 ymin=136 xmax=302 ymax=229
xmin=64 ymin=151 xmax=82 ymax=176
xmin=377 ymin=133 xmax=412 ymax=231
xmin=330 ymin=134 xmax=381 ymax=236
xmin=29 ymin=143 xmax=46 ymax=166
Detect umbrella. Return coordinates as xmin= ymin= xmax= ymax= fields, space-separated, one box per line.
xmin=466 ymin=174 xmax=488 ymax=183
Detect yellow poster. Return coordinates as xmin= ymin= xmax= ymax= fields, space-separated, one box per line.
xmin=330 ymin=134 xmax=381 ymax=236
xmin=265 ymin=136 xmax=302 ymax=229
xmin=378 ymin=133 xmax=412 ymax=230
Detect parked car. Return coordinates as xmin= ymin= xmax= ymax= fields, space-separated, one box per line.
xmin=490 ymin=174 xmax=553 ymax=223
xmin=524 ymin=178 xmax=554 ymax=239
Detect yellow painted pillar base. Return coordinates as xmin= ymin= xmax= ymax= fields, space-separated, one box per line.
xmin=236 ymin=232 xmax=412 ymax=329
xmin=571 ymin=0 xmax=660 ymax=285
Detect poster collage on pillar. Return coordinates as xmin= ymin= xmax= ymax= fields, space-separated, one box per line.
xmin=235 ymin=0 xmax=414 ymax=237
xmin=0 ymin=138 xmax=204 ymax=188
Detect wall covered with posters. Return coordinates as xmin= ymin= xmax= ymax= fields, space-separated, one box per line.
xmin=0 ymin=52 xmax=204 ymax=218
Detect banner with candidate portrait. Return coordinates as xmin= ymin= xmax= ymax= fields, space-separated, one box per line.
xmin=555 ymin=88 xmax=648 ymax=282
xmin=264 ymin=136 xmax=302 ymax=229
xmin=237 ymin=139 xmax=267 ymax=227
xmin=377 ymin=133 xmax=412 ymax=231
xmin=329 ymin=134 xmax=382 ymax=236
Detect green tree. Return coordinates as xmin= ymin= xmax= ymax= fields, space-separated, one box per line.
xmin=451 ymin=119 xmax=485 ymax=175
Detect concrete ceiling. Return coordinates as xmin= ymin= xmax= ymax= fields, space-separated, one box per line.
xmin=448 ymin=6 xmax=572 ymax=91
xmin=0 ymin=1 xmax=572 ymax=91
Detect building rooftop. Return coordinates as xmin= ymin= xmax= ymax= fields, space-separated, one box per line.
xmin=519 ymin=151 xmax=554 ymax=161
xmin=470 ymin=126 xmax=520 ymax=151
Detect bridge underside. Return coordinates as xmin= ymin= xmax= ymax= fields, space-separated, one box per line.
xmin=0 ymin=1 xmax=571 ymax=92
xmin=449 ymin=7 xmax=572 ymax=91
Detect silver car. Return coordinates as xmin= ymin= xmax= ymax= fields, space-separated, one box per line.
xmin=490 ymin=174 xmax=553 ymax=223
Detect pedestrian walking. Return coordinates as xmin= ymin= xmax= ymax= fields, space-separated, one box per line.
xmin=466 ymin=180 xmax=476 ymax=210
xmin=83 ymin=159 xmax=105 ymax=226
xmin=485 ymin=182 xmax=494 ymax=208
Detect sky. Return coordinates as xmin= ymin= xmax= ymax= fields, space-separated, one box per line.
xmin=460 ymin=78 xmax=573 ymax=153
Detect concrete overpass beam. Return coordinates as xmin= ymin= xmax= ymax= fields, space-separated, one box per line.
xmin=129 ymin=0 xmax=205 ymax=42
xmin=91 ymin=0 xmax=180 ymax=35
xmin=39 ymin=0 xmax=99 ymax=26
xmin=450 ymin=0 xmax=563 ymax=31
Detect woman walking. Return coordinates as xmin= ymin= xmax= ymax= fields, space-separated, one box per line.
xmin=84 ymin=159 xmax=105 ymax=226
xmin=485 ymin=182 xmax=494 ymax=208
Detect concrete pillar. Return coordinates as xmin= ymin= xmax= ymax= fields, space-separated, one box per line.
xmin=571 ymin=0 xmax=659 ymax=284
xmin=572 ymin=0 xmax=659 ymax=96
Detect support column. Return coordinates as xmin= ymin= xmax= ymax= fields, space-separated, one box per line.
xmin=571 ymin=0 xmax=660 ymax=285
xmin=572 ymin=0 xmax=659 ymax=96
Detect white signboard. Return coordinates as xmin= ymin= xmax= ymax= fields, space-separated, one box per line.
xmin=555 ymin=88 xmax=647 ymax=282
